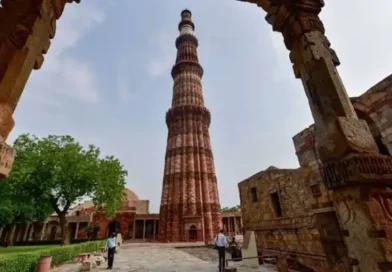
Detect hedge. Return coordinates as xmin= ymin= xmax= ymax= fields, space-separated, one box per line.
xmin=6 ymin=238 xmax=102 ymax=247
xmin=0 ymin=240 xmax=105 ymax=272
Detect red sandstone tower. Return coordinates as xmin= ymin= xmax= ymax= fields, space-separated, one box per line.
xmin=158 ymin=10 xmax=222 ymax=243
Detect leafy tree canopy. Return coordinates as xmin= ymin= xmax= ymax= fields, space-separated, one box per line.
xmin=9 ymin=134 xmax=128 ymax=244
xmin=0 ymin=157 xmax=53 ymax=245
xmin=221 ymin=205 xmax=241 ymax=212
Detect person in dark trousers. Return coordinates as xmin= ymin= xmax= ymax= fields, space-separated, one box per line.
xmin=215 ymin=229 xmax=228 ymax=272
xmin=229 ymin=236 xmax=242 ymax=261
xmin=105 ymin=232 xmax=117 ymax=269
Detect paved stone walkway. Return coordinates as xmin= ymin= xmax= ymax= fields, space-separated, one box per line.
xmin=52 ymin=243 xmax=277 ymax=272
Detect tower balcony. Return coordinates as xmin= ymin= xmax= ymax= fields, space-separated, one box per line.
xmin=171 ymin=61 xmax=203 ymax=79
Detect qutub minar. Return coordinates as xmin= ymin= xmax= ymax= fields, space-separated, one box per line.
xmin=158 ymin=9 xmax=222 ymax=243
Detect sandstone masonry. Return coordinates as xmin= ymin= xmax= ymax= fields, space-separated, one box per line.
xmin=158 ymin=10 xmax=222 ymax=243
xmin=239 ymin=74 xmax=392 ymax=272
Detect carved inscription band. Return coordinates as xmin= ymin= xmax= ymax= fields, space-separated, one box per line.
xmin=323 ymin=153 xmax=392 ymax=189
xmin=165 ymin=146 xmax=213 ymax=159
xmin=176 ymin=34 xmax=198 ymax=48
xmin=163 ymin=171 xmax=217 ymax=182
xmin=174 ymin=77 xmax=202 ymax=88
xmin=166 ymin=105 xmax=211 ymax=125
xmin=160 ymin=203 xmax=221 ymax=215
xmin=171 ymin=62 xmax=204 ymax=78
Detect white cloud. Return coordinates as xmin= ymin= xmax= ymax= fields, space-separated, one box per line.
xmin=22 ymin=2 xmax=105 ymax=106
xmin=147 ymin=27 xmax=177 ymax=77
xmin=115 ymin=56 xmax=140 ymax=101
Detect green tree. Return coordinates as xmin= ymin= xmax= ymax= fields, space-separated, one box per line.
xmin=11 ymin=134 xmax=127 ymax=245
xmin=221 ymin=205 xmax=241 ymax=212
xmin=0 ymin=165 xmax=52 ymax=246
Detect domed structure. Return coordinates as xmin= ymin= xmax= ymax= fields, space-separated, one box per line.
xmin=124 ymin=188 xmax=140 ymax=202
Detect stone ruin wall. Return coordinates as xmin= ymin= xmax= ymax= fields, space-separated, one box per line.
xmin=292 ymin=125 xmax=332 ymax=211
xmin=352 ymin=74 xmax=392 ymax=155
xmin=238 ymin=168 xmax=348 ymax=271
xmin=239 ymin=75 xmax=392 ymax=271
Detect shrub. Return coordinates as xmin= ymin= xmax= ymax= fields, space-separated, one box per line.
xmin=6 ymin=238 xmax=101 ymax=247
xmin=0 ymin=240 xmax=105 ymax=272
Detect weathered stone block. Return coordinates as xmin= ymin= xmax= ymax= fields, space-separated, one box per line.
xmin=80 ymin=261 xmax=92 ymax=272
xmin=224 ymin=267 xmax=237 ymax=272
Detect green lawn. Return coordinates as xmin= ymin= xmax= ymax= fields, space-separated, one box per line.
xmin=0 ymin=245 xmax=58 ymax=256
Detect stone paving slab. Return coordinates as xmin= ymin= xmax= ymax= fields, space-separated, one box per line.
xmin=52 ymin=243 xmax=277 ymax=272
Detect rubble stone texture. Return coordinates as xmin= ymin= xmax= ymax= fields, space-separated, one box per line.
xmin=239 ymin=74 xmax=392 ymax=272
xmin=236 ymin=0 xmax=392 ymax=271
xmin=158 ymin=10 xmax=222 ymax=243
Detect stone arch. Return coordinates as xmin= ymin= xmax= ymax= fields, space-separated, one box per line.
xmin=188 ymin=225 xmax=197 ymax=241
xmin=49 ymin=225 xmax=58 ymax=240
xmin=107 ymin=220 xmax=120 ymax=237
xmin=0 ymin=0 xmax=327 ymax=177
xmin=0 ymin=1 xmax=387 ymax=270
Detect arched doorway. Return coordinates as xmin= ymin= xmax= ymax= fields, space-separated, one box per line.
xmin=107 ymin=221 xmax=120 ymax=236
xmin=50 ymin=226 xmax=57 ymax=240
xmin=189 ymin=225 xmax=197 ymax=241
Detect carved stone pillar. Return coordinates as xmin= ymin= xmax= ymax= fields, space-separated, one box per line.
xmin=239 ymin=0 xmax=392 ymax=271
xmin=0 ymin=0 xmax=81 ymax=176
xmin=23 ymin=223 xmax=30 ymax=241
xmin=132 ymin=219 xmax=136 ymax=240
xmin=153 ymin=220 xmax=156 ymax=239
xmin=74 ymin=222 xmax=79 ymax=240
xmin=28 ymin=223 xmax=34 ymax=241
xmin=39 ymin=223 xmax=46 ymax=241
xmin=143 ymin=220 xmax=146 ymax=240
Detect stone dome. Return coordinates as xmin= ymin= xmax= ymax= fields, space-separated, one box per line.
xmin=266 ymin=165 xmax=279 ymax=171
xmin=124 ymin=188 xmax=140 ymax=202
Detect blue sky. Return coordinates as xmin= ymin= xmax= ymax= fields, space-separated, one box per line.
xmin=9 ymin=1 xmax=392 ymax=213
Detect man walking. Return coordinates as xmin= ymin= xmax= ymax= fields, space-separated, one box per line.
xmin=105 ymin=232 xmax=117 ymax=269
xmin=215 ymin=229 xmax=228 ymax=272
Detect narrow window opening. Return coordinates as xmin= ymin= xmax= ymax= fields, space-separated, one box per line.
xmin=375 ymin=136 xmax=390 ymax=156
xmin=251 ymin=187 xmax=258 ymax=202
xmin=271 ymin=192 xmax=282 ymax=217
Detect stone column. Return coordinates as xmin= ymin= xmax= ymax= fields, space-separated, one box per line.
xmin=40 ymin=223 xmax=46 ymax=241
xmin=22 ymin=223 xmax=30 ymax=242
xmin=143 ymin=220 xmax=146 ymax=240
xmin=74 ymin=222 xmax=80 ymax=240
xmin=153 ymin=220 xmax=156 ymax=239
xmin=16 ymin=226 xmax=23 ymax=241
xmin=28 ymin=224 xmax=34 ymax=241
xmin=132 ymin=220 xmax=136 ymax=240
xmin=233 ymin=217 xmax=237 ymax=235
xmin=241 ymin=0 xmax=392 ymax=271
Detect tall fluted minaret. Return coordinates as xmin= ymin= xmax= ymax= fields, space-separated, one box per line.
xmin=158 ymin=10 xmax=222 ymax=243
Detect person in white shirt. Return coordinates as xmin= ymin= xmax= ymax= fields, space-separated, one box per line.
xmin=215 ymin=229 xmax=228 ymax=272
xmin=105 ymin=232 xmax=117 ymax=269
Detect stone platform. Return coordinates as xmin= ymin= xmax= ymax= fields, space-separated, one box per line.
xmin=51 ymin=242 xmax=277 ymax=272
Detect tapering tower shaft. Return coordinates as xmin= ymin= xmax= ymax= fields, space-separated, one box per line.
xmin=158 ymin=10 xmax=222 ymax=243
